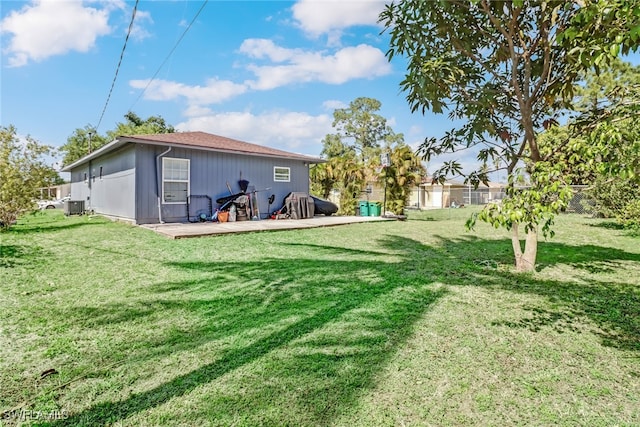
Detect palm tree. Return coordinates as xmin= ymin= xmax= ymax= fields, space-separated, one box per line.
xmin=335 ymin=154 xmax=366 ymax=215
xmin=379 ymin=145 xmax=425 ymax=214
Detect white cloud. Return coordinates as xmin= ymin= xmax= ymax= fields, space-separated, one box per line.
xmin=408 ymin=125 xmax=423 ymax=137
xmin=129 ymin=78 xmax=248 ymax=105
xmin=131 ymin=40 xmax=391 ymax=109
xmin=291 ymin=0 xmax=386 ymax=43
xmin=177 ymin=110 xmax=333 ymax=155
xmin=322 ymin=100 xmax=347 ymax=111
xmin=183 ymin=105 xmax=214 ymax=118
xmin=129 ymin=9 xmax=153 ymax=41
xmin=242 ymin=40 xmax=391 ymax=90
xmin=0 ymin=0 xmax=113 ymax=67
xmin=239 ymin=39 xmax=302 ymax=62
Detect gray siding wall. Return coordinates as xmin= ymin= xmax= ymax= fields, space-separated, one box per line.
xmin=68 ymin=145 xmax=136 ymax=221
xmin=135 ymin=144 xmax=310 ymax=224
xmin=69 ymin=167 xmax=91 ymax=205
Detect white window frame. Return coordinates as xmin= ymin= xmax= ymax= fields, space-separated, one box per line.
xmin=162 ymin=157 xmax=190 ymax=204
xmin=274 ymin=166 xmax=290 ymax=182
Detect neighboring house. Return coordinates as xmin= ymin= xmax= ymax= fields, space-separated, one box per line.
xmin=411 ymin=181 xmax=455 ymax=209
xmin=61 ymin=131 xmax=323 ymax=224
xmin=329 ymin=178 xmax=507 ymax=211
xmin=39 ymin=183 xmax=71 ymax=200
xmin=417 ymin=180 xmax=506 ymax=209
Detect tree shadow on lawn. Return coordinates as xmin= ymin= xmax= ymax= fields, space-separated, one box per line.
xmin=1 ymin=216 xmax=109 ymax=268
xmin=587 ymin=220 xmax=626 ymax=230
xmin=429 ymin=233 xmax=640 ymax=272
xmin=0 ymin=244 xmax=50 ymax=268
xmin=49 ymin=244 xmax=448 ymax=426
xmin=47 ymin=234 xmax=639 ymax=426
xmin=427 ymin=234 xmax=640 ymax=352
xmin=405 ymin=216 xmax=438 ymax=222
xmin=8 ymin=213 xmax=107 ymax=234
xmin=587 ymin=221 xmax=640 ymax=237
xmin=478 ymin=269 xmax=640 ymax=351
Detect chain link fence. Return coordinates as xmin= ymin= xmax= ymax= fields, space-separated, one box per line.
xmin=405 ymin=183 xmax=600 ymax=215
xmin=565 ymin=185 xmax=595 ymax=215
xmin=448 ymin=184 xmax=595 ymax=215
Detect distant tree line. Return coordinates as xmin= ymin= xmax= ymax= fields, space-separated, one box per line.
xmin=0 ymin=112 xmax=174 ymax=231
xmin=60 ymin=111 xmax=175 ymax=167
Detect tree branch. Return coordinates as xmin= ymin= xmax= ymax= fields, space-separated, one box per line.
xmin=507 ymin=137 xmax=527 ymax=174
xmin=531 ymin=8 xmax=555 ymax=104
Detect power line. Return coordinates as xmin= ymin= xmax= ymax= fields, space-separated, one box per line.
xmin=96 ymin=0 xmax=140 ymax=132
xmin=129 ymin=0 xmax=209 ymax=111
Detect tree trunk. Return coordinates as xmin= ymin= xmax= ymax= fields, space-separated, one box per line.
xmin=511 ymin=224 xmax=538 ymax=272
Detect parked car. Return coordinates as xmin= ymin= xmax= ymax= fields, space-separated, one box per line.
xmin=39 ymin=196 xmax=70 ymax=210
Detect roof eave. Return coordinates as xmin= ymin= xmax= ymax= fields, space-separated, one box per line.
xmin=61 ymin=136 xmax=324 ymax=171
xmin=60 ymin=138 xmax=125 ymax=172
xmin=123 ymin=137 xmax=323 ymax=163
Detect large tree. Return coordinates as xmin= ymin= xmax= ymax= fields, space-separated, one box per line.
xmin=571 ymin=59 xmax=640 ymax=181
xmin=61 ymin=112 xmax=175 ymax=166
xmin=60 ymin=125 xmax=108 ymax=167
xmin=331 ymin=97 xmax=399 ymax=164
xmin=532 ymin=60 xmax=640 ymax=226
xmin=570 ymin=60 xmax=640 ymax=226
xmin=312 ymin=98 xmax=424 ymax=215
xmin=380 ymin=0 xmax=639 ymax=271
xmin=0 ymin=126 xmax=58 ymax=230
xmin=106 ymin=111 xmax=175 ymax=140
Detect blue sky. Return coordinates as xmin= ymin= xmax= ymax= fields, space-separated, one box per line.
xmin=2 ymin=1 xmax=638 ymax=176
xmin=2 ymin=0 xmax=456 ymax=172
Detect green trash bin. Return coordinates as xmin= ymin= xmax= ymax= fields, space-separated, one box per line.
xmin=359 ymin=201 xmax=369 ymax=216
xmin=369 ymin=202 xmax=381 ymax=216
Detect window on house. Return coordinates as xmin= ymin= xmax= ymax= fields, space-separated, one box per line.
xmin=162 ymin=157 xmax=190 ymax=203
xmin=274 ymin=166 xmax=290 ymax=182
xmin=99 ymin=166 xmax=103 ymax=180
xmin=84 ymin=172 xmax=88 ymax=182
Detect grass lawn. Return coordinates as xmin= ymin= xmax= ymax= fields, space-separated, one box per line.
xmin=1 ymin=209 xmax=639 ymax=426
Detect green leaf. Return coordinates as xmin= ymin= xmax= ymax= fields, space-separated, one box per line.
xmin=610 ymin=44 xmax=620 ymax=57
xmin=631 ymin=25 xmax=640 ymax=42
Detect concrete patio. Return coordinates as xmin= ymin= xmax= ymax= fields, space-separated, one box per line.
xmin=141 ymin=215 xmax=393 ymax=239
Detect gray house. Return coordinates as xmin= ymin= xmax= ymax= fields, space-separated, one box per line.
xmin=61 ymin=131 xmax=323 ymax=224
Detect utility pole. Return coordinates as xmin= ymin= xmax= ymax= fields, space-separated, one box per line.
xmin=87 ymin=130 xmax=94 ymax=213
xmin=88 ymin=131 xmax=94 ymax=154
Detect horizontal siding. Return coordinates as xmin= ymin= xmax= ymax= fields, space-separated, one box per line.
xmin=135 ymin=145 xmax=310 ymax=224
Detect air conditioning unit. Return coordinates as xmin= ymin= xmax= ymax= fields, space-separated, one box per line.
xmin=64 ymin=200 xmax=85 ymax=216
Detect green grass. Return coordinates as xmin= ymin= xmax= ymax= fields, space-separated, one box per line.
xmin=1 ymin=209 xmax=639 ymax=426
